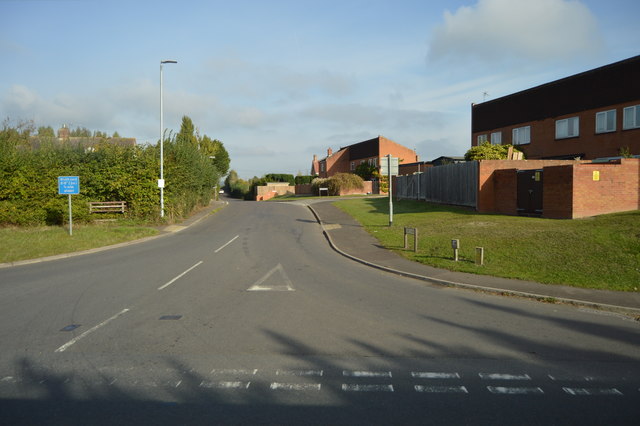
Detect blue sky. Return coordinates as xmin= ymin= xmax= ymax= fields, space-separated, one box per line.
xmin=2 ymin=0 xmax=639 ymax=179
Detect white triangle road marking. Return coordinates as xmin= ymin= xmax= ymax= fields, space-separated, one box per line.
xmin=247 ymin=263 xmax=294 ymax=291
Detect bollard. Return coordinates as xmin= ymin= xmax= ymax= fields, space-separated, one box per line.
xmin=451 ymin=239 xmax=459 ymax=262
xmin=404 ymin=227 xmax=418 ymax=252
xmin=475 ymin=247 xmax=484 ymax=266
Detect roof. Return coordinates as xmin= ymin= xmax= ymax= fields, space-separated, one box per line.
xmin=472 ymin=55 xmax=640 ymax=133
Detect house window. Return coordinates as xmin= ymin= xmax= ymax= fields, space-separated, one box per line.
xmin=512 ymin=126 xmax=531 ymax=145
xmin=477 ymin=134 xmax=488 ymax=144
xmin=596 ymin=110 xmax=616 ymax=133
xmin=320 ymin=162 xmax=325 ymax=172
xmin=623 ymin=105 xmax=640 ymax=130
xmin=350 ymin=161 xmax=355 ymax=171
xmin=491 ymin=131 xmax=502 ymax=145
xmin=368 ymin=158 xmax=376 ymax=166
xmin=555 ymin=117 xmax=579 ymax=139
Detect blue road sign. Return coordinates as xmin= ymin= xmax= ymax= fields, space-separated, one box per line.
xmin=58 ymin=176 xmax=80 ymax=195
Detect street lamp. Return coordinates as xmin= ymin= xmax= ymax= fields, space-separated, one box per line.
xmin=159 ymin=59 xmax=177 ymax=218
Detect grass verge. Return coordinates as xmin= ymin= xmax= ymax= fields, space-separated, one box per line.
xmin=334 ymin=198 xmax=640 ymax=292
xmin=0 ymin=224 xmax=159 ymax=264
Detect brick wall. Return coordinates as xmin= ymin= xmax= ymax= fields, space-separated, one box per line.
xmin=571 ymin=158 xmax=640 ymax=218
xmin=493 ymin=169 xmax=518 ymax=215
xmin=477 ymin=160 xmax=579 ymax=213
xmin=542 ymin=165 xmax=574 ymax=219
xmin=378 ymin=136 xmax=419 ymax=164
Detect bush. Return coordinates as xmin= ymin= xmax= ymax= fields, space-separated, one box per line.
xmin=294 ymin=175 xmax=314 ymax=185
xmin=464 ymin=142 xmax=523 ymax=161
xmin=311 ymin=174 xmax=364 ymax=195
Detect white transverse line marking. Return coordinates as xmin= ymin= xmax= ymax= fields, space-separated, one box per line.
xmin=342 ymin=384 xmax=394 ymax=392
xmin=210 ymin=369 xmax=258 ymax=376
xmin=563 ymin=387 xmax=623 ymax=396
xmin=270 ymin=382 xmax=322 ymax=391
xmin=487 ymin=386 xmax=544 ymax=395
xmin=215 ymin=235 xmax=239 ymax=253
xmin=55 ymin=308 xmax=130 ymax=353
xmin=415 ymin=385 xmax=468 ymax=393
xmin=158 ymin=261 xmax=203 ymax=290
xmin=479 ymin=373 xmax=531 ymax=380
xmin=412 ymin=372 xmax=460 ymax=379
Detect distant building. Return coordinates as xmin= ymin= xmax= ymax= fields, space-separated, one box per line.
xmin=431 ymin=156 xmax=466 ymax=167
xmin=471 ymin=55 xmax=640 ymax=160
xmin=311 ymin=135 xmax=418 ymax=178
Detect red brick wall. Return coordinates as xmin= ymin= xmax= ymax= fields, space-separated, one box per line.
xmin=472 ymin=101 xmax=640 ymax=160
xmin=493 ymin=169 xmax=518 ymax=215
xmin=571 ymin=158 xmax=640 ymax=218
xmin=477 ymin=160 xmax=579 ymax=213
xmin=378 ymin=136 xmax=419 ymax=164
xmin=542 ymin=165 xmax=574 ymax=219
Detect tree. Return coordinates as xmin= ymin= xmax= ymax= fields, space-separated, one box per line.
xmin=464 ymin=142 xmax=522 ymax=161
xmin=199 ymin=135 xmax=230 ymax=176
xmin=112 ymin=131 xmax=120 ymax=138
xmin=176 ymin=116 xmax=198 ymax=147
xmin=37 ymin=126 xmax=55 ymax=137
xmin=354 ymin=162 xmax=377 ymax=180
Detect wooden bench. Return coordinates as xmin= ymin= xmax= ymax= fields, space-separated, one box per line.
xmin=89 ymin=201 xmax=127 ymax=213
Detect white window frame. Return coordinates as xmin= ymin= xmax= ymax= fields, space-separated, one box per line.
xmin=320 ymin=162 xmax=325 ymax=172
xmin=477 ymin=134 xmax=488 ymax=144
xmin=490 ymin=131 xmax=502 ymax=145
xmin=350 ymin=161 xmax=355 ymax=171
xmin=623 ymin=105 xmax=640 ymax=130
xmin=512 ymin=126 xmax=531 ymax=145
xmin=596 ymin=110 xmax=616 ymax=133
xmin=555 ymin=117 xmax=579 ymax=139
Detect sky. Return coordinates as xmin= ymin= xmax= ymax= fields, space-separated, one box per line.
xmin=1 ymin=0 xmax=639 ymax=179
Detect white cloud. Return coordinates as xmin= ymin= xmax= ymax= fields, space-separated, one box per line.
xmin=428 ymin=0 xmax=604 ymax=65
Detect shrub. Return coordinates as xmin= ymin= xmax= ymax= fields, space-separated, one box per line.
xmin=294 ymin=175 xmax=314 ymax=185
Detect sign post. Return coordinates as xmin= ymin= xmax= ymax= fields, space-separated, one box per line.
xmin=58 ymin=176 xmax=80 ymax=236
xmin=380 ymin=155 xmax=398 ymax=226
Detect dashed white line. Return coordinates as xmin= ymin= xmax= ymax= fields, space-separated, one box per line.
xmin=214 ymin=235 xmax=239 ymax=253
xmin=158 ymin=261 xmax=203 ymax=290
xmin=210 ymin=369 xmax=258 ymax=376
xmin=479 ymin=373 xmax=531 ymax=380
xmin=343 ymin=370 xmax=392 ymax=378
xmin=412 ymin=372 xmax=460 ymax=379
xmin=563 ymin=387 xmax=623 ymax=396
xmin=270 ymin=382 xmax=321 ymax=391
xmin=415 ymin=385 xmax=468 ymax=393
xmin=342 ymin=384 xmax=395 ymax=392
xmin=487 ymin=386 xmax=544 ymax=395
xmin=200 ymin=381 xmax=251 ymax=389
xmin=276 ymin=369 xmax=323 ymax=377
xmin=54 ymin=308 xmax=130 ymax=353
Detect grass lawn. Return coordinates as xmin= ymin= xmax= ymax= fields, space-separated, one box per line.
xmin=0 ymin=224 xmax=159 ymax=264
xmin=334 ymin=198 xmax=640 ymax=292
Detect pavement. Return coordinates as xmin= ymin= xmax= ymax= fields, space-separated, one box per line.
xmin=3 ymin=197 xmax=639 ymax=316
xmin=305 ymin=199 xmax=640 ymax=317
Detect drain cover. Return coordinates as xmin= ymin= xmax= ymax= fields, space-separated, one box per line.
xmin=159 ymin=315 xmax=182 ymax=320
xmin=60 ymin=324 xmax=81 ymax=332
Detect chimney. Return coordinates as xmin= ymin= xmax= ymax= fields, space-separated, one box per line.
xmin=327 ymin=147 xmax=333 ymax=156
xmin=313 ymin=154 xmax=317 ymax=161
xmin=58 ymin=125 xmax=70 ymax=140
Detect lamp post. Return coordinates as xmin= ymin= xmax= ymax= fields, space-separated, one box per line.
xmin=159 ymin=59 xmax=177 ymax=218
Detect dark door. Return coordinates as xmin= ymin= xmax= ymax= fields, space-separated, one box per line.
xmin=517 ymin=169 xmax=543 ymax=216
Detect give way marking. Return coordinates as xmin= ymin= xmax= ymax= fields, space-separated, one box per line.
xmin=247 ymin=264 xmax=294 ymax=292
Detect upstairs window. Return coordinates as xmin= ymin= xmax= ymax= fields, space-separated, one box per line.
xmin=491 ymin=131 xmax=502 ymax=145
xmin=350 ymin=161 xmax=355 ymax=171
xmin=596 ymin=110 xmax=616 ymax=133
xmin=556 ymin=117 xmax=579 ymax=139
xmin=512 ymin=126 xmax=531 ymax=145
xmin=623 ymin=105 xmax=640 ymax=130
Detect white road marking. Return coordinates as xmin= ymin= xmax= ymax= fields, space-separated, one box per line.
xmin=412 ymin=372 xmax=460 ymax=379
xmin=342 ymin=384 xmax=394 ymax=392
xmin=563 ymin=387 xmax=623 ymax=396
xmin=479 ymin=373 xmax=531 ymax=380
xmin=343 ymin=370 xmax=392 ymax=378
xmin=270 ymin=382 xmax=321 ymax=391
xmin=54 ymin=308 xmax=130 ymax=353
xmin=487 ymin=386 xmax=544 ymax=395
xmin=158 ymin=261 xmax=203 ymax=290
xmin=214 ymin=235 xmax=239 ymax=253
xmin=415 ymin=385 xmax=468 ymax=393
xmin=210 ymin=369 xmax=258 ymax=376
xmin=276 ymin=369 xmax=323 ymax=377
xmin=247 ymin=263 xmax=294 ymax=291
xmin=200 ymin=381 xmax=251 ymax=389
xmin=548 ymin=375 xmax=596 ymax=382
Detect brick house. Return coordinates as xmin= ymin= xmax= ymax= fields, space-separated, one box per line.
xmin=310 ymin=135 xmax=418 ymax=178
xmin=471 ymin=55 xmax=640 ymax=160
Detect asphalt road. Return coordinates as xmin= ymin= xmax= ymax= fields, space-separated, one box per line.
xmin=1 ymin=199 xmax=639 ymax=425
